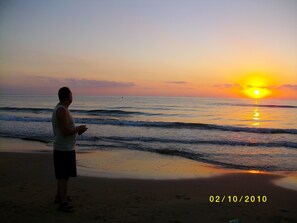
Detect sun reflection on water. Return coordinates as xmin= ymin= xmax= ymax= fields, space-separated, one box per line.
xmin=252 ymin=108 xmax=261 ymax=126
xmin=251 ymin=99 xmax=261 ymax=126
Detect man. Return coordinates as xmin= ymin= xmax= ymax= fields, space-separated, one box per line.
xmin=52 ymin=87 xmax=87 ymax=212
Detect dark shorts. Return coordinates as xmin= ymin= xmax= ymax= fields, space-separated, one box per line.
xmin=53 ymin=150 xmax=77 ymax=179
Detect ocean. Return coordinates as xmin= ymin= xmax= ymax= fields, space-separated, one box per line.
xmin=0 ymin=95 xmax=296 ymax=172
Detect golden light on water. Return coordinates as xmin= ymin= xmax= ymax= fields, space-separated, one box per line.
xmin=252 ymin=108 xmax=260 ymax=126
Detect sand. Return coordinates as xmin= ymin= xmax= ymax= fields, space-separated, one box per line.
xmin=0 ymin=138 xmax=297 ymax=223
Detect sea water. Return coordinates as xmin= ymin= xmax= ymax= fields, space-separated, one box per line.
xmin=0 ymin=95 xmax=296 ymax=171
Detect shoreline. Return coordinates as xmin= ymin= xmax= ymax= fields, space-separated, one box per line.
xmin=1 ymin=136 xmax=297 ymax=188
xmin=0 ymin=151 xmax=297 ymax=222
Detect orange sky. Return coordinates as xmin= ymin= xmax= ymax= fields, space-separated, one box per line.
xmin=0 ymin=0 xmax=296 ymax=99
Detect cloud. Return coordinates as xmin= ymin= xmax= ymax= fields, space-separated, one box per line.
xmin=245 ymin=85 xmax=268 ymax=89
xmin=277 ymin=84 xmax=297 ymax=90
xmin=27 ymin=76 xmax=135 ymax=88
xmin=0 ymin=75 xmax=135 ymax=95
xmin=214 ymin=84 xmax=241 ymax=88
xmin=65 ymin=78 xmax=134 ymax=88
xmin=166 ymin=81 xmax=188 ymax=85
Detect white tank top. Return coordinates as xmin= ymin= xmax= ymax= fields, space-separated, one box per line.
xmin=52 ymin=104 xmax=77 ymax=151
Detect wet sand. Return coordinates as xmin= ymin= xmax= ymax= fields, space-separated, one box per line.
xmin=0 ymin=138 xmax=297 ymax=222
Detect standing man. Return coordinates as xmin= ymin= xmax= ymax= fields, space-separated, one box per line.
xmin=52 ymin=87 xmax=87 ymax=212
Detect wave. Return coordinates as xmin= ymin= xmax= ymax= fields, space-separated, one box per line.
xmin=77 ymin=139 xmax=297 ymax=171
xmin=1 ymin=132 xmax=296 ymax=149
xmin=77 ymin=141 xmax=286 ymax=171
xmin=0 ymin=107 xmax=53 ymax=113
xmin=1 ymin=134 xmax=295 ymax=171
xmin=215 ymin=103 xmax=297 ymax=109
xmin=77 ymin=109 xmax=161 ymax=116
xmin=149 ymin=148 xmax=281 ymax=171
xmin=0 ymin=134 xmax=51 ymax=143
xmin=0 ymin=107 xmax=165 ymax=117
xmin=0 ymin=114 xmax=52 ymax=122
xmin=1 ymin=114 xmax=297 ymax=134
xmin=94 ymin=136 xmax=297 ymax=149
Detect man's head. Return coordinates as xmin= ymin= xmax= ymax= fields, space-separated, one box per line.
xmin=58 ymin=87 xmax=72 ymax=104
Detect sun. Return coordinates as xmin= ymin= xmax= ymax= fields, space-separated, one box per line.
xmin=254 ymin=89 xmax=260 ymax=96
xmin=240 ymin=75 xmax=272 ymax=99
xmin=244 ymin=86 xmax=271 ymax=99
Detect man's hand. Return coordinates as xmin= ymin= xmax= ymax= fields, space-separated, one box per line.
xmin=76 ymin=125 xmax=88 ymax=135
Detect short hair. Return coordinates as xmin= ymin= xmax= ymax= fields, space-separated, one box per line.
xmin=58 ymin=87 xmax=71 ymax=101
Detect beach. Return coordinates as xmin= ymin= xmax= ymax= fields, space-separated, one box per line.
xmin=1 ymin=0 xmax=297 ymax=221
xmin=0 ymin=138 xmax=297 ymax=223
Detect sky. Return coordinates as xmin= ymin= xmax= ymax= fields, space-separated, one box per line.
xmin=0 ymin=0 xmax=297 ymax=99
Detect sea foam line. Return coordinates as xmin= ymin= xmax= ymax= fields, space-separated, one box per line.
xmin=1 ymin=114 xmax=297 ymax=135
xmin=94 ymin=136 xmax=297 ymax=149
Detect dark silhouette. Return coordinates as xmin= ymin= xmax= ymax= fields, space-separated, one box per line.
xmin=52 ymin=87 xmax=87 ymax=212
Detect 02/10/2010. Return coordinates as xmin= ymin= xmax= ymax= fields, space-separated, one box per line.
xmin=209 ymin=195 xmax=267 ymax=203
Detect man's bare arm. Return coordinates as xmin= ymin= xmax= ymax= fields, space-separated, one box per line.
xmin=56 ymin=107 xmax=87 ymax=136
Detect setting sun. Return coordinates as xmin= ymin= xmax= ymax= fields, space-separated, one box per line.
xmin=244 ymin=86 xmax=271 ymax=99
xmin=239 ymin=74 xmax=273 ymax=99
xmin=254 ymin=89 xmax=260 ymax=96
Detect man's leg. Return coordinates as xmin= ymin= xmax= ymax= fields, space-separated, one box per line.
xmin=56 ymin=177 xmax=74 ymax=212
xmin=57 ymin=178 xmax=69 ymax=203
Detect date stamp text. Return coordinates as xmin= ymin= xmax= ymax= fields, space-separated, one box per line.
xmin=209 ymin=195 xmax=267 ymax=203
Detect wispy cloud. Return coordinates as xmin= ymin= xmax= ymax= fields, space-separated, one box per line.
xmin=0 ymin=75 xmax=135 ymax=95
xmin=165 ymin=81 xmax=188 ymax=85
xmin=214 ymin=84 xmax=241 ymax=88
xmin=65 ymin=78 xmax=134 ymax=88
xmin=27 ymin=76 xmax=135 ymax=88
xmin=277 ymin=84 xmax=297 ymax=90
xmin=245 ymin=85 xmax=268 ymax=89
